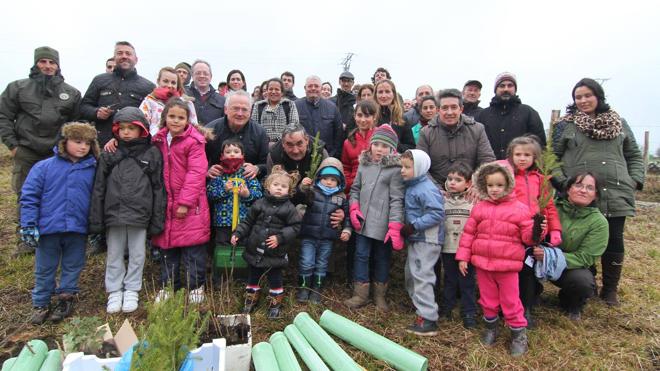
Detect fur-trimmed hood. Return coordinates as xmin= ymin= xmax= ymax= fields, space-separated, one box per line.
xmin=473 ymin=161 xmax=515 ymax=200
xmin=57 ymin=122 xmax=100 ymax=160
xmin=315 ymin=156 xmax=346 ymax=189
xmin=358 ymin=150 xmax=401 ymax=168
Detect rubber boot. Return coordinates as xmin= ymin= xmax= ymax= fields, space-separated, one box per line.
xmin=267 ymin=292 xmax=285 ymax=319
xmin=524 ymin=307 xmax=535 ymax=329
xmin=309 ymin=275 xmax=324 ymax=304
xmin=510 ymin=327 xmax=528 ymax=357
xmin=296 ymin=275 xmax=311 ymax=303
xmin=373 ymin=282 xmax=389 ymax=312
xmin=344 ymin=282 xmax=370 ymax=309
xmin=600 ymin=252 xmax=624 ymax=306
xmin=242 ymin=289 xmax=260 ymax=314
xmin=481 ymin=317 xmax=499 ymax=346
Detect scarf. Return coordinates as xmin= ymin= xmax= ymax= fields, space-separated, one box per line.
xmin=153 ymin=87 xmax=181 ymax=102
xmin=219 ymin=157 xmax=245 ymax=174
xmin=563 ymin=110 xmax=622 ymax=140
xmin=316 ymin=182 xmax=339 ymax=196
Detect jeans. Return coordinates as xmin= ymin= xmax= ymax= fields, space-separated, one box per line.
xmin=354 ymin=234 xmax=391 ymax=283
xmin=299 ymin=238 xmax=334 ymax=277
xmin=32 ymin=233 xmax=86 ymax=307
xmin=160 ymin=244 xmax=207 ymax=290
xmin=441 ymin=253 xmax=477 ymax=317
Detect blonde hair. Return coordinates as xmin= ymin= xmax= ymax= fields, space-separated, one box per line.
xmin=265 ymin=167 xmax=299 ymax=197
xmin=374 ymin=79 xmax=404 ymax=126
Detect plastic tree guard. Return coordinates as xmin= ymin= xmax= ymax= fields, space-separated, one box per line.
xmin=252 ymin=342 xmax=280 ymax=371
xmin=8 ymin=339 xmax=48 ymax=371
xmin=38 ymin=350 xmax=62 ymax=371
xmin=269 ymin=332 xmax=301 ymax=371
xmin=319 ymin=310 xmax=428 ymax=371
xmin=283 ymin=325 xmax=329 ymax=371
xmin=1 ymin=358 xmax=16 ymax=371
xmin=293 ymin=312 xmax=361 ymax=371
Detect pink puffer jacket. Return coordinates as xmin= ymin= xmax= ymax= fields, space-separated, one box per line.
xmin=151 ymin=124 xmax=210 ymax=249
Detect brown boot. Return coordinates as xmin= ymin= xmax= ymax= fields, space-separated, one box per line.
xmin=344 ymin=282 xmax=370 ymax=309
xmin=600 ymin=252 xmax=624 ymax=306
xmin=242 ymin=289 xmax=260 ymax=314
xmin=373 ymin=282 xmax=389 ymax=312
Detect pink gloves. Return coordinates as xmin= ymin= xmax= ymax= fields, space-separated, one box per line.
xmin=349 ymin=203 xmax=364 ymax=231
xmin=384 ymin=222 xmax=404 ymax=251
xmin=549 ymin=230 xmax=562 ymax=246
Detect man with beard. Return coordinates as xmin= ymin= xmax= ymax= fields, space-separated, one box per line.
xmin=475 ymin=72 xmax=545 ymax=160
xmin=461 ymin=80 xmax=483 ymax=118
xmin=80 ymin=41 xmax=155 ymax=147
xmin=0 ymin=46 xmax=81 ymax=255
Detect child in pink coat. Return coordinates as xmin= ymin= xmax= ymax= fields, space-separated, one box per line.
xmin=456 ymin=162 xmax=536 ymax=357
xmin=152 ymin=98 xmax=210 ymax=303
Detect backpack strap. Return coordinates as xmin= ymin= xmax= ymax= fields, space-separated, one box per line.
xmin=257 ymin=101 xmax=292 ymax=125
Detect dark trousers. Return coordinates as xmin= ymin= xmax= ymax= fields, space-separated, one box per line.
xmin=606 ymin=217 xmax=626 ymax=253
xmin=552 ymin=268 xmax=595 ymax=311
xmin=247 ymin=265 xmax=283 ymax=291
xmin=519 ymin=248 xmax=543 ymax=309
xmin=441 ymin=253 xmax=477 ymax=317
xmin=160 ymin=244 xmax=207 ymax=290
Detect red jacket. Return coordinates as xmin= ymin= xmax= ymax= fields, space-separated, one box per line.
xmin=151 ymin=124 xmax=210 ymax=249
xmin=341 ymin=129 xmax=373 ymax=194
xmin=497 ymin=160 xmax=561 ymax=233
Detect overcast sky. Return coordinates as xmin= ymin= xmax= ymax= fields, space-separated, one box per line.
xmin=2 ymin=0 xmax=659 ymax=152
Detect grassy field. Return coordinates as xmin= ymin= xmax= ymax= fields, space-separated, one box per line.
xmin=0 ymin=145 xmax=658 ymax=370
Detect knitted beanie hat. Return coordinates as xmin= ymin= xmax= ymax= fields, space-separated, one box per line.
xmin=494 ymin=72 xmax=517 ymax=93
xmin=34 ymin=46 xmax=59 ymax=66
xmin=371 ymin=124 xmax=398 ymax=151
xmin=175 ymin=62 xmax=192 ymax=74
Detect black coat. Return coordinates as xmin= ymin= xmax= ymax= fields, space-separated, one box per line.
xmin=299 ymin=187 xmax=349 ymax=240
xmin=331 ymin=89 xmax=356 ymax=128
xmin=475 ymin=95 xmax=546 ymax=160
xmin=234 ymin=194 xmax=301 ymax=268
xmin=462 ymin=101 xmax=483 ymax=118
xmin=80 ymin=69 xmax=155 ymax=146
xmin=185 ymin=85 xmax=225 ymax=125
xmin=295 ymin=98 xmax=344 ymax=158
xmin=205 ymin=117 xmax=269 ymax=178
xmin=377 ymin=107 xmax=416 ymax=153
xmin=89 ymin=137 xmax=166 ymax=235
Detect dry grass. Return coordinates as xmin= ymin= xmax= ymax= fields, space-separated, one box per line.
xmin=0 ymin=144 xmax=658 ymax=369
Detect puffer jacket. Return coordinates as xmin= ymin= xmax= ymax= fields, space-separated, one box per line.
xmin=497 ymin=160 xmax=561 ymax=234
xmin=80 ymin=68 xmax=155 ymax=146
xmin=553 ymin=118 xmax=645 ymax=218
xmin=234 ymin=193 xmax=301 ymax=268
xmin=350 ymin=151 xmax=404 ymax=241
xmin=555 ymin=198 xmax=609 ymax=269
xmin=403 ymin=173 xmax=445 ymax=245
xmin=417 ymin=114 xmax=495 ymax=185
xmin=475 ymin=95 xmax=546 ymax=160
xmin=151 ymin=124 xmax=210 ymax=249
xmin=455 ymin=163 xmax=535 ymax=272
xmin=0 ymin=67 xmax=81 ymax=155
xmin=185 ymin=84 xmax=225 ymax=125
xmin=20 ymin=146 xmax=96 ymax=235
xmin=443 ymin=191 xmax=473 ymax=254
xmin=340 ymin=128 xmax=373 ymax=194
xmin=299 ymin=157 xmax=351 ymax=240
xmin=207 ymin=168 xmax=263 ymax=228
xmin=89 ymin=137 xmax=166 ymax=235
xmin=462 ymin=101 xmax=483 ymax=118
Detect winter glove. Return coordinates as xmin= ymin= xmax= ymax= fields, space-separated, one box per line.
xmin=549 ymin=230 xmax=562 ymax=246
xmin=384 ymin=222 xmax=404 ymax=251
xmin=20 ymin=227 xmax=40 ymax=249
xmin=400 ymin=223 xmax=415 ymax=238
xmin=349 ymin=203 xmax=364 ymax=231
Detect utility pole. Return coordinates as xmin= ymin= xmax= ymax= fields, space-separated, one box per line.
xmin=339 ymin=53 xmax=355 ymax=72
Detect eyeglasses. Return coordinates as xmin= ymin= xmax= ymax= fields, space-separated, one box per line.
xmin=572 ymin=183 xmax=596 ymax=192
xmin=229 ymin=106 xmax=249 ymax=113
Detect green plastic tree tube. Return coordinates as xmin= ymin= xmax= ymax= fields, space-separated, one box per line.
xmin=1 ymin=358 xmax=16 ymax=371
xmin=38 ymin=350 xmax=62 ymax=371
xmin=269 ymin=332 xmax=302 ymax=371
xmin=252 ymin=342 xmax=281 ymax=371
xmin=8 ymin=339 xmax=48 ymax=371
xmin=319 ymin=310 xmax=428 ymax=371
xmin=292 ymin=312 xmax=361 ymax=371
xmin=283 ymin=325 xmax=329 ymax=371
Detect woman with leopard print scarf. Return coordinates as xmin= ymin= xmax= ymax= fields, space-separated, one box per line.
xmin=553 ymin=78 xmax=645 ymax=309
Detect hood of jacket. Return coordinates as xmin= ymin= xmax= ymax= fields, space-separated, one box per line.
xmin=474 ymin=161 xmax=515 ymax=201
xmin=488 ymin=94 xmax=522 ymax=110
xmin=28 ymin=65 xmax=65 ymax=98
xmin=315 ymin=157 xmax=346 ymax=189
xmin=407 ymin=149 xmax=431 ymax=178
xmin=358 ymin=150 xmax=401 ymax=168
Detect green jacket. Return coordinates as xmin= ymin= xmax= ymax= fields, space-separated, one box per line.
xmin=0 ymin=67 xmax=81 ymax=155
xmin=553 ymin=118 xmax=645 ymax=218
xmin=556 ymin=198 xmax=608 ymax=269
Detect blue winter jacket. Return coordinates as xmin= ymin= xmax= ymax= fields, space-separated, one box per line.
xmin=20 ymin=148 xmax=97 ymax=235
xmin=404 ymin=174 xmax=445 ymax=245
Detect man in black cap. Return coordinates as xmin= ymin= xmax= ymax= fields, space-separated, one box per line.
xmin=331 ymin=71 xmax=356 ymax=130
xmin=462 ymin=80 xmax=483 ymax=118
xmin=80 ymin=41 xmax=155 ymax=147
xmin=0 ymin=46 xmax=81 ymax=256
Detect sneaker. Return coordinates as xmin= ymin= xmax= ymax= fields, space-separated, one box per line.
xmin=462 ymin=314 xmax=477 ymax=329
xmin=406 ymin=316 xmax=438 ymax=336
xmin=122 ymin=290 xmax=139 ymax=313
xmin=107 ymin=291 xmax=123 ymax=314
xmin=155 ymin=289 xmax=170 ymax=303
xmin=48 ymin=294 xmax=74 ymax=322
xmin=567 ymin=308 xmax=581 ymax=322
xmin=30 ymin=306 xmax=50 ymax=325
xmin=243 ymin=290 xmax=260 ymax=314
xmin=189 ymin=287 xmax=205 ymax=304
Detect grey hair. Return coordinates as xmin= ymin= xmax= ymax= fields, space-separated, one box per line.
xmin=305 ymin=75 xmax=322 ymax=86
xmin=191 ymin=59 xmax=212 ymax=76
xmin=437 ymin=88 xmax=464 ymax=107
xmin=415 ymin=84 xmax=434 ymax=96
xmin=224 ymin=90 xmax=251 ymax=107
xmin=281 ymin=124 xmax=308 ymax=139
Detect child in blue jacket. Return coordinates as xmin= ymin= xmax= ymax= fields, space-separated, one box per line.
xmin=20 ymin=122 xmax=99 ymax=324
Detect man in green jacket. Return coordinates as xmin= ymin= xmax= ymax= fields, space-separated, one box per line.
xmin=0 ymin=46 xmax=81 ymax=256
